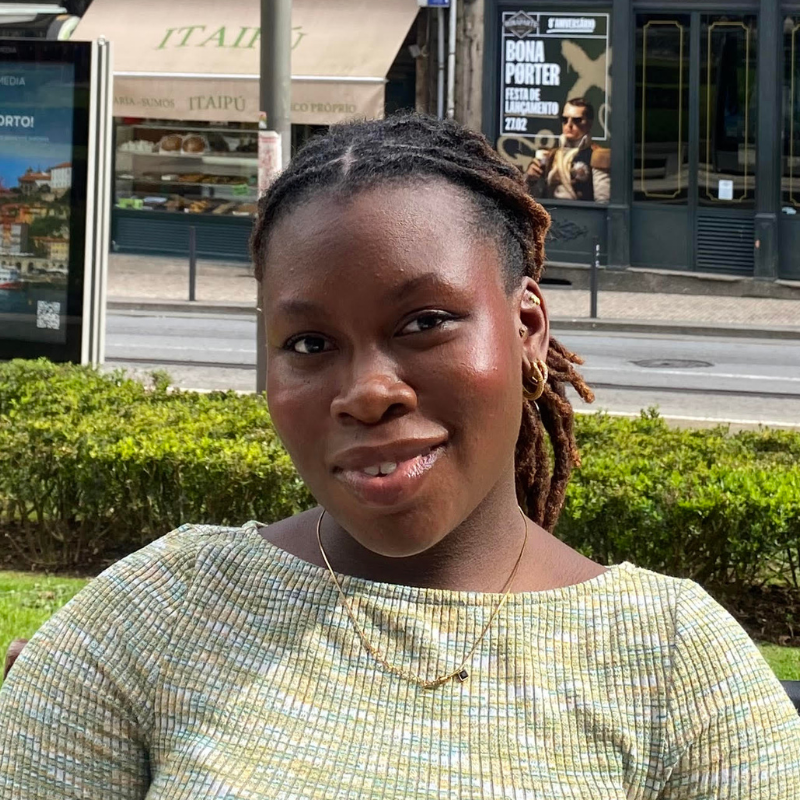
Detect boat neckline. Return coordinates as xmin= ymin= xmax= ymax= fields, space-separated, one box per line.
xmin=226 ymin=520 xmax=635 ymax=605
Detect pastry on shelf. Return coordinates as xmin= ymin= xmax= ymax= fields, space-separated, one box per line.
xmin=120 ymin=139 xmax=156 ymax=153
xmin=183 ymin=134 xmax=208 ymax=154
xmin=158 ymin=134 xmax=183 ymax=153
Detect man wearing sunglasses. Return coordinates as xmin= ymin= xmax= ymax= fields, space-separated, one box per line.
xmin=525 ymin=97 xmax=610 ymax=203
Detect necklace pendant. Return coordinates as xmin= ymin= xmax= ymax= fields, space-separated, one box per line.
xmin=456 ymin=669 xmax=469 ymax=682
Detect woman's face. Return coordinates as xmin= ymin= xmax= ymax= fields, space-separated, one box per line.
xmin=262 ymin=180 xmax=548 ymax=557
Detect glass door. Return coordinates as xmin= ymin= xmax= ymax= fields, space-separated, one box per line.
xmin=780 ymin=13 xmax=800 ymax=279
xmin=696 ymin=14 xmax=757 ymax=274
xmin=633 ymin=12 xmax=758 ymax=274
xmin=633 ymin=14 xmax=691 ymax=269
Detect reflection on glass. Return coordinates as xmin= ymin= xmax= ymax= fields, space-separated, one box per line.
xmin=699 ymin=15 xmax=757 ymax=206
xmin=783 ymin=17 xmax=800 ymax=210
xmin=634 ymin=15 xmax=690 ymax=203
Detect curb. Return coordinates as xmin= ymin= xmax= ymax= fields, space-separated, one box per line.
xmin=549 ymin=318 xmax=800 ymax=341
xmin=108 ymin=298 xmax=256 ymax=316
xmin=106 ymin=298 xmax=800 ymax=341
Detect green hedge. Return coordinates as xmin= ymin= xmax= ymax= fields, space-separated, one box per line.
xmin=1 ymin=360 xmax=799 ymax=596
xmin=563 ymin=411 xmax=800 ymax=592
xmin=0 ymin=360 xmax=312 ymax=569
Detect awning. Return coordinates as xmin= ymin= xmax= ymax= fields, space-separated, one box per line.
xmin=0 ymin=3 xmax=79 ymax=39
xmin=71 ymin=0 xmax=419 ymax=125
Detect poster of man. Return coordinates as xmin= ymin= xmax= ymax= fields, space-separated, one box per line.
xmin=524 ymin=97 xmax=610 ymax=202
xmin=497 ymin=10 xmax=611 ymax=204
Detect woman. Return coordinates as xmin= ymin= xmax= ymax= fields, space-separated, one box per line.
xmin=1 ymin=115 xmax=798 ymax=798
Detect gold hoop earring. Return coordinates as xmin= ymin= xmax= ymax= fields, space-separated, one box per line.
xmin=522 ymin=359 xmax=548 ymax=401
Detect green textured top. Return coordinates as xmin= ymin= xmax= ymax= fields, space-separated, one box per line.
xmin=1 ymin=522 xmax=799 ymax=798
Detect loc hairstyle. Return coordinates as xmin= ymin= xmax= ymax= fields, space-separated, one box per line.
xmin=251 ymin=113 xmax=594 ymax=532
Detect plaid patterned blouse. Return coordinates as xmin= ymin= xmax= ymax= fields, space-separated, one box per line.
xmin=1 ymin=522 xmax=799 ymax=798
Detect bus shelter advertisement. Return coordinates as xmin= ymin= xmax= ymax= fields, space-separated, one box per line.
xmin=0 ymin=62 xmax=76 ymax=344
xmin=498 ymin=10 xmax=611 ymax=203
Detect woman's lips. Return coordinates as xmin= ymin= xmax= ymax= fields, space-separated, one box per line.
xmin=333 ymin=445 xmax=445 ymax=507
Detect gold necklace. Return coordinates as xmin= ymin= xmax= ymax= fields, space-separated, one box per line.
xmin=316 ymin=507 xmax=529 ymax=690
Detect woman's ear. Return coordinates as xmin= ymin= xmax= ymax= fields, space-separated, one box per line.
xmin=517 ymin=277 xmax=549 ymax=366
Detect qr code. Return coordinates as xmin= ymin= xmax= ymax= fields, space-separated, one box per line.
xmin=36 ymin=301 xmax=61 ymax=330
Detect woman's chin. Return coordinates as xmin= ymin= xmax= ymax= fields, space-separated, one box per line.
xmin=326 ymin=501 xmax=455 ymax=560
xmin=347 ymin=528 xmax=449 ymax=560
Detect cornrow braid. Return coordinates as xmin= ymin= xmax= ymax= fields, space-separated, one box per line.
xmin=251 ymin=113 xmax=594 ymax=531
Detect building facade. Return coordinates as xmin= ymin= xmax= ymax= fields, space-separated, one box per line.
xmin=480 ymin=0 xmax=800 ymax=282
xmin=50 ymin=162 xmax=72 ymax=192
xmin=69 ymin=0 xmax=421 ymax=260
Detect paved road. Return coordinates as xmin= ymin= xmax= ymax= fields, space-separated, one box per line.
xmin=104 ymin=312 xmax=800 ymax=429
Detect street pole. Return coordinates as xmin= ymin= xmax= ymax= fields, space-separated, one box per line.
xmin=445 ymin=0 xmax=457 ymax=119
xmin=590 ymin=239 xmax=600 ymax=319
xmin=436 ymin=8 xmax=445 ymax=119
xmin=257 ymin=0 xmax=292 ymax=395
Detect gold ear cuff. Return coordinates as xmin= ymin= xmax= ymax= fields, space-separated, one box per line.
xmin=525 ymin=291 xmax=541 ymax=306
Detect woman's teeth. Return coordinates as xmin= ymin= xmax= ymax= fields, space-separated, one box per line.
xmin=363 ymin=462 xmax=398 ymax=477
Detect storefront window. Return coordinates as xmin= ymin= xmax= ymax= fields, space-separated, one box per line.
xmin=495 ymin=9 xmax=612 ymax=204
xmin=115 ymin=121 xmax=259 ymax=217
xmin=291 ymin=125 xmax=328 ymax=157
xmin=634 ymin=14 xmax=690 ymax=203
xmin=698 ymin=15 xmax=757 ymax=207
xmin=784 ymin=16 xmax=800 ymax=211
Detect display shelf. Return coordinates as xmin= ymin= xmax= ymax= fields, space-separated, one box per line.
xmin=113 ymin=121 xmax=259 ymax=241
xmin=115 ymin=177 xmax=254 ymax=190
xmin=118 ymin=151 xmax=258 ymax=164
xmin=125 ymin=123 xmax=257 ymax=135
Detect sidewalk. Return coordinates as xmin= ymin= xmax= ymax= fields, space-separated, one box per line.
xmin=107 ymin=253 xmax=800 ymax=337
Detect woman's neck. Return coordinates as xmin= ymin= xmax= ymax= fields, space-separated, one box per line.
xmin=261 ymin=472 xmax=605 ymax=593
xmin=321 ymin=495 xmax=528 ymax=592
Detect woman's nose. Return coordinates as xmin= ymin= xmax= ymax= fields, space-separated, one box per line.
xmin=330 ymin=360 xmax=417 ymax=425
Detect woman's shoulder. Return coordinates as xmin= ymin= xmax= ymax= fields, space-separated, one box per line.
xmin=607 ymin=561 xmax=744 ymax=636
xmin=136 ymin=520 xmax=263 ymax=557
xmin=590 ymin=563 xmax=758 ymax=675
xmin=45 ymin=522 xmax=267 ymax=628
xmin=607 ymin=561 xmax=754 ymax=650
xmin=607 ymin=564 xmax=800 ymax=766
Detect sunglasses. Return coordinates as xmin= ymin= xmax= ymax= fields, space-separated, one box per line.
xmin=561 ymin=116 xmax=587 ymax=125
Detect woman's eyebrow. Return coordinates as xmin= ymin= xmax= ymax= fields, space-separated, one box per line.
xmin=391 ymin=272 xmax=456 ymax=303
xmin=275 ymin=273 xmax=457 ymax=316
xmin=275 ymin=297 xmax=324 ymax=317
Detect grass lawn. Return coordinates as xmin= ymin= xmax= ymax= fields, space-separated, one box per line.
xmin=0 ymin=571 xmax=89 ymax=684
xmin=758 ymin=644 xmax=800 ymax=681
xmin=1 ymin=571 xmax=799 ymax=687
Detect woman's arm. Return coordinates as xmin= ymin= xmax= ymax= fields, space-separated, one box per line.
xmin=0 ymin=527 xmax=200 ymax=799
xmin=659 ymin=581 xmax=800 ymax=798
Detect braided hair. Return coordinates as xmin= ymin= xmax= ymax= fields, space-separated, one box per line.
xmin=251 ymin=113 xmax=594 ymax=531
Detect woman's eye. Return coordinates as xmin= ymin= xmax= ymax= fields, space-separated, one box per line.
xmin=285 ymin=335 xmax=333 ymax=354
xmin=399 ymin=312 xmax=455 ymax=336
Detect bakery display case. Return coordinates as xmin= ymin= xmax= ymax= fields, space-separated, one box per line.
xmin=112 ymin=121 xmax=259 ymax=260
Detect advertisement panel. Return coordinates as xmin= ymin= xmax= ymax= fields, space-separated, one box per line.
xmin=496 ymin=10 xmax=611 ymax=204
xmin=0 ymin=40 xmax=93 ymax=362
